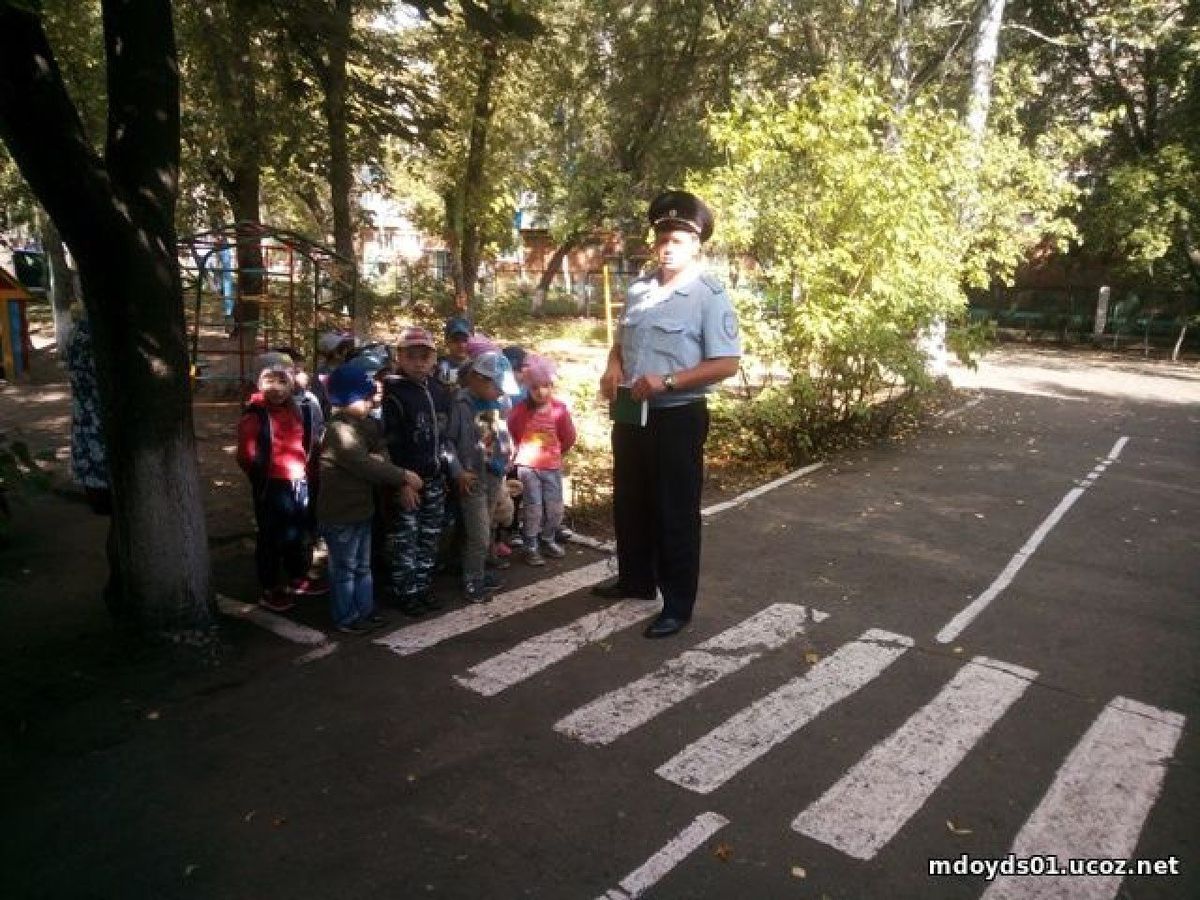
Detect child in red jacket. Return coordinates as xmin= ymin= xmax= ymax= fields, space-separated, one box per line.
xmin=237 ymin=352 xmax=326 ymax=610
xmin=506 ymin=355 xmax=576 ymax=566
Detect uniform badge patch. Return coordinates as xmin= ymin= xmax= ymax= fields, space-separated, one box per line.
xmin=722 ymin=310 xmax=738 ymax=340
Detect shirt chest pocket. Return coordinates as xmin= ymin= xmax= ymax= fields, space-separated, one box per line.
xmin=647 ymin=319 xmax=691 ymax=366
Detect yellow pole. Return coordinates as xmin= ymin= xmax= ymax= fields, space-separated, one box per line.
xmin=603 ymin=264 xmax=613 ymax=348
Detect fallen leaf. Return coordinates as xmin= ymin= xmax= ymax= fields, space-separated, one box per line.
xmin=804 ymin=651 xmax=821 ymax=665
xmin=952 ymin=646 xmax=963 ymax=655
xmin=714 ymin=842 xmax=734 ymax=862
xmin=243 ymin=811 xmax=256 ymax=823
xmin=791 ymin=866 xmax=807 ymax=879
xmin=946 ymin=819 xmax=973 ymax=836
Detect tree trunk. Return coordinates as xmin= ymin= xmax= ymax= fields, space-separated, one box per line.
xmin=457 ymin=38 xmax=502 ymax=315
xmin=324 ymin=0 xmax=361 ymax=330
xmin=534 ymin=235 xmax=579 ymax=309
xmin=0 ymin=2 xmax=214 ymax=643
xmin=199 ymin=0 xmax=265 ymax=356
xmin=966 ymin=0 xmax=1006 ymax=139
xmin=886 ymin=0 xmax=911 ymax=148
xmin=37 ymin=206 xmax=79 ymax=348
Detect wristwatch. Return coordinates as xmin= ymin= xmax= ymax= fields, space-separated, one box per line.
xmin=663 ymin=373 xmax=677 ymax=391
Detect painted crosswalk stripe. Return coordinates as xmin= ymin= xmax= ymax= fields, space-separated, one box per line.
xmin=981 ymin=696 xmax=1185 ymax=900
xmin=216 ymin=593 xmax=328 ymax=646
xmin=555 ymin=603 xmax=828 ymax=746
xmin=657 ymin=628 xmax=913 ymax=794
xmin=373 ymin=559 xmax=614 ymax=657
xmin=793 ymin=656 xmax=1036 ymax=860
xmin=596 ymin=811 xmax=729 ymax=900
xmin=454 ymin=598 xmax=661 ymax=697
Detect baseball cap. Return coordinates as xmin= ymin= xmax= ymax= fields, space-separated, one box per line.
xmin=326 ymin=363 xmax=377 ymax=407
xmin=318 ymin=330 xmax=355 ymax=355
xmin=398 ymin=326 xmax=436 ymax=350
xmin=465 ymin=350 xmax=519 ymax=395
xmin=444 ymin=316 xmax=472 ymax=338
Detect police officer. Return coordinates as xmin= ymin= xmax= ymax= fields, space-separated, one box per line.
xmin=595 ymin=190 xmax=741 ymax=638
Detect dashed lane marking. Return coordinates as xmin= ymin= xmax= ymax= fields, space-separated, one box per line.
xmin=596 ymin=812 xmax=729 ymax=900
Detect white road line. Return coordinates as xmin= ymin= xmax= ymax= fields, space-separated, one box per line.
xmin=937 ymin=396 xmax=985 ymax=419
xmin=936 ymin=436 xmax=1129 ymax=644
xmin=981 ymin=696 xmax=1185 ymax=900
xmin=373 ymin=559 xmax=614 ymax=656
xmin=555 ymin=604 xmax=829 ymax=746
xmin=454 ymin=598 xmax=660 ymax=696
xmin=596 ymin=811 xmax=729 ymax=900
xmin=657 ymin=629 xmax=913 ymax=795
xmin=701 ymin=462 xmax=825 ymax=517
xmin=215 ymin=593 xmax=329 ymax=646
xmin=792 ymin=656 xmax=1037 ymax=860
xmin=293 ymin=641 xmax=339 ymax=665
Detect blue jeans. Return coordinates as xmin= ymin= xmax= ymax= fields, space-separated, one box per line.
xmin=322 ymin=520 xmax=374 ymax=627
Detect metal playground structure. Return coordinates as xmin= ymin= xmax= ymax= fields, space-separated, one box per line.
xmin=179 ymin=223 xmax=357 ymax=388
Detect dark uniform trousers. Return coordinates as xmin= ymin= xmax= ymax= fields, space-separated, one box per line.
xmin=612 ymin=401 xmax=709 ymax=620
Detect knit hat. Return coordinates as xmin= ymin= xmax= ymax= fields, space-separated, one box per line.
xmin=466 ymin=333 xmax=498 ymax=357
xmin=257 ymin=351 xmax=295 ymax=383
xmin=326 ymin=363 xmax=377 ymax=407
xmin=524 ymin=354 xmax=556 ymax=386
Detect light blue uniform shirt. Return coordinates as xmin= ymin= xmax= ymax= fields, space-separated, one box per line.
xmin=618 ymin=267 xmax=741 ymax=408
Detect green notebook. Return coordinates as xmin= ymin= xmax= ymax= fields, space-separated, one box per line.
xmin=609 ymin=385 xmax=648 ymax=426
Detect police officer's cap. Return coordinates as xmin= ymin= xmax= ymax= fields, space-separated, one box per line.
xmin=648 ymin=190 xmax=714 ymax=243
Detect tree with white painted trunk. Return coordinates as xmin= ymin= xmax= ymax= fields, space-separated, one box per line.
xmin=0 ymin=1 xmax=214 ymax=643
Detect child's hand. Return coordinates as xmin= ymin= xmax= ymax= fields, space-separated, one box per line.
xmin=399 ymin=484 xmax=420 ymax=511
xmin=456 ymin=471 xmax=478 ymax=495
xmin=403 ymin=470 xmax=424 ymax=491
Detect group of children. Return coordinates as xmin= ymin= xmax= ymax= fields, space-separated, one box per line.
xmin=235 ymin=317 xmax=577 ymax=634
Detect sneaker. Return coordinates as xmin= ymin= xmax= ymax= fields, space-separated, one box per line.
xmin=542 ymin=539 xmax=566 ymax=559
xmin=288 ymin=576 xmax=329 ymax=597
xmin=509 ymin=534 xmax=525 ymax=549
xmin=336 ymin=620 xmax=371 ymax=635
xmin=525 ymin=547 xmax=546 ymax=567
xmin=463 ymin=579 xmax=497 ymax=604
xmin=259 ymin=589 xmax=294 ymax=612
xmin=556 ymin=526 xmax=574 ymax=542
xmin=493 ymin=541 xmax=512 ymax=558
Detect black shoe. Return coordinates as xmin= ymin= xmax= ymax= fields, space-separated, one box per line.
xmin=643 ymin=616 xmax=689 ymax=639
xmin=399 ymin=598 xmax=426 ymax=618
xmin=591 ymin=580 xmax=654 ymax=601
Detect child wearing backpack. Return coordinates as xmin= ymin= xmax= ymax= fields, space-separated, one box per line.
xmin=236 ymin=352 xmax=326 ymax=611
xmin=505 ymin=355 xmax=576 ymax=566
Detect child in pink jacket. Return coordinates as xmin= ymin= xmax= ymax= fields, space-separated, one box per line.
xmin=505 ymin=355 xmax=576 ymax=566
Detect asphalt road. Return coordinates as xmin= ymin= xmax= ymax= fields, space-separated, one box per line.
xmin=4 ymin=348 xmax=1198 ymax=899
